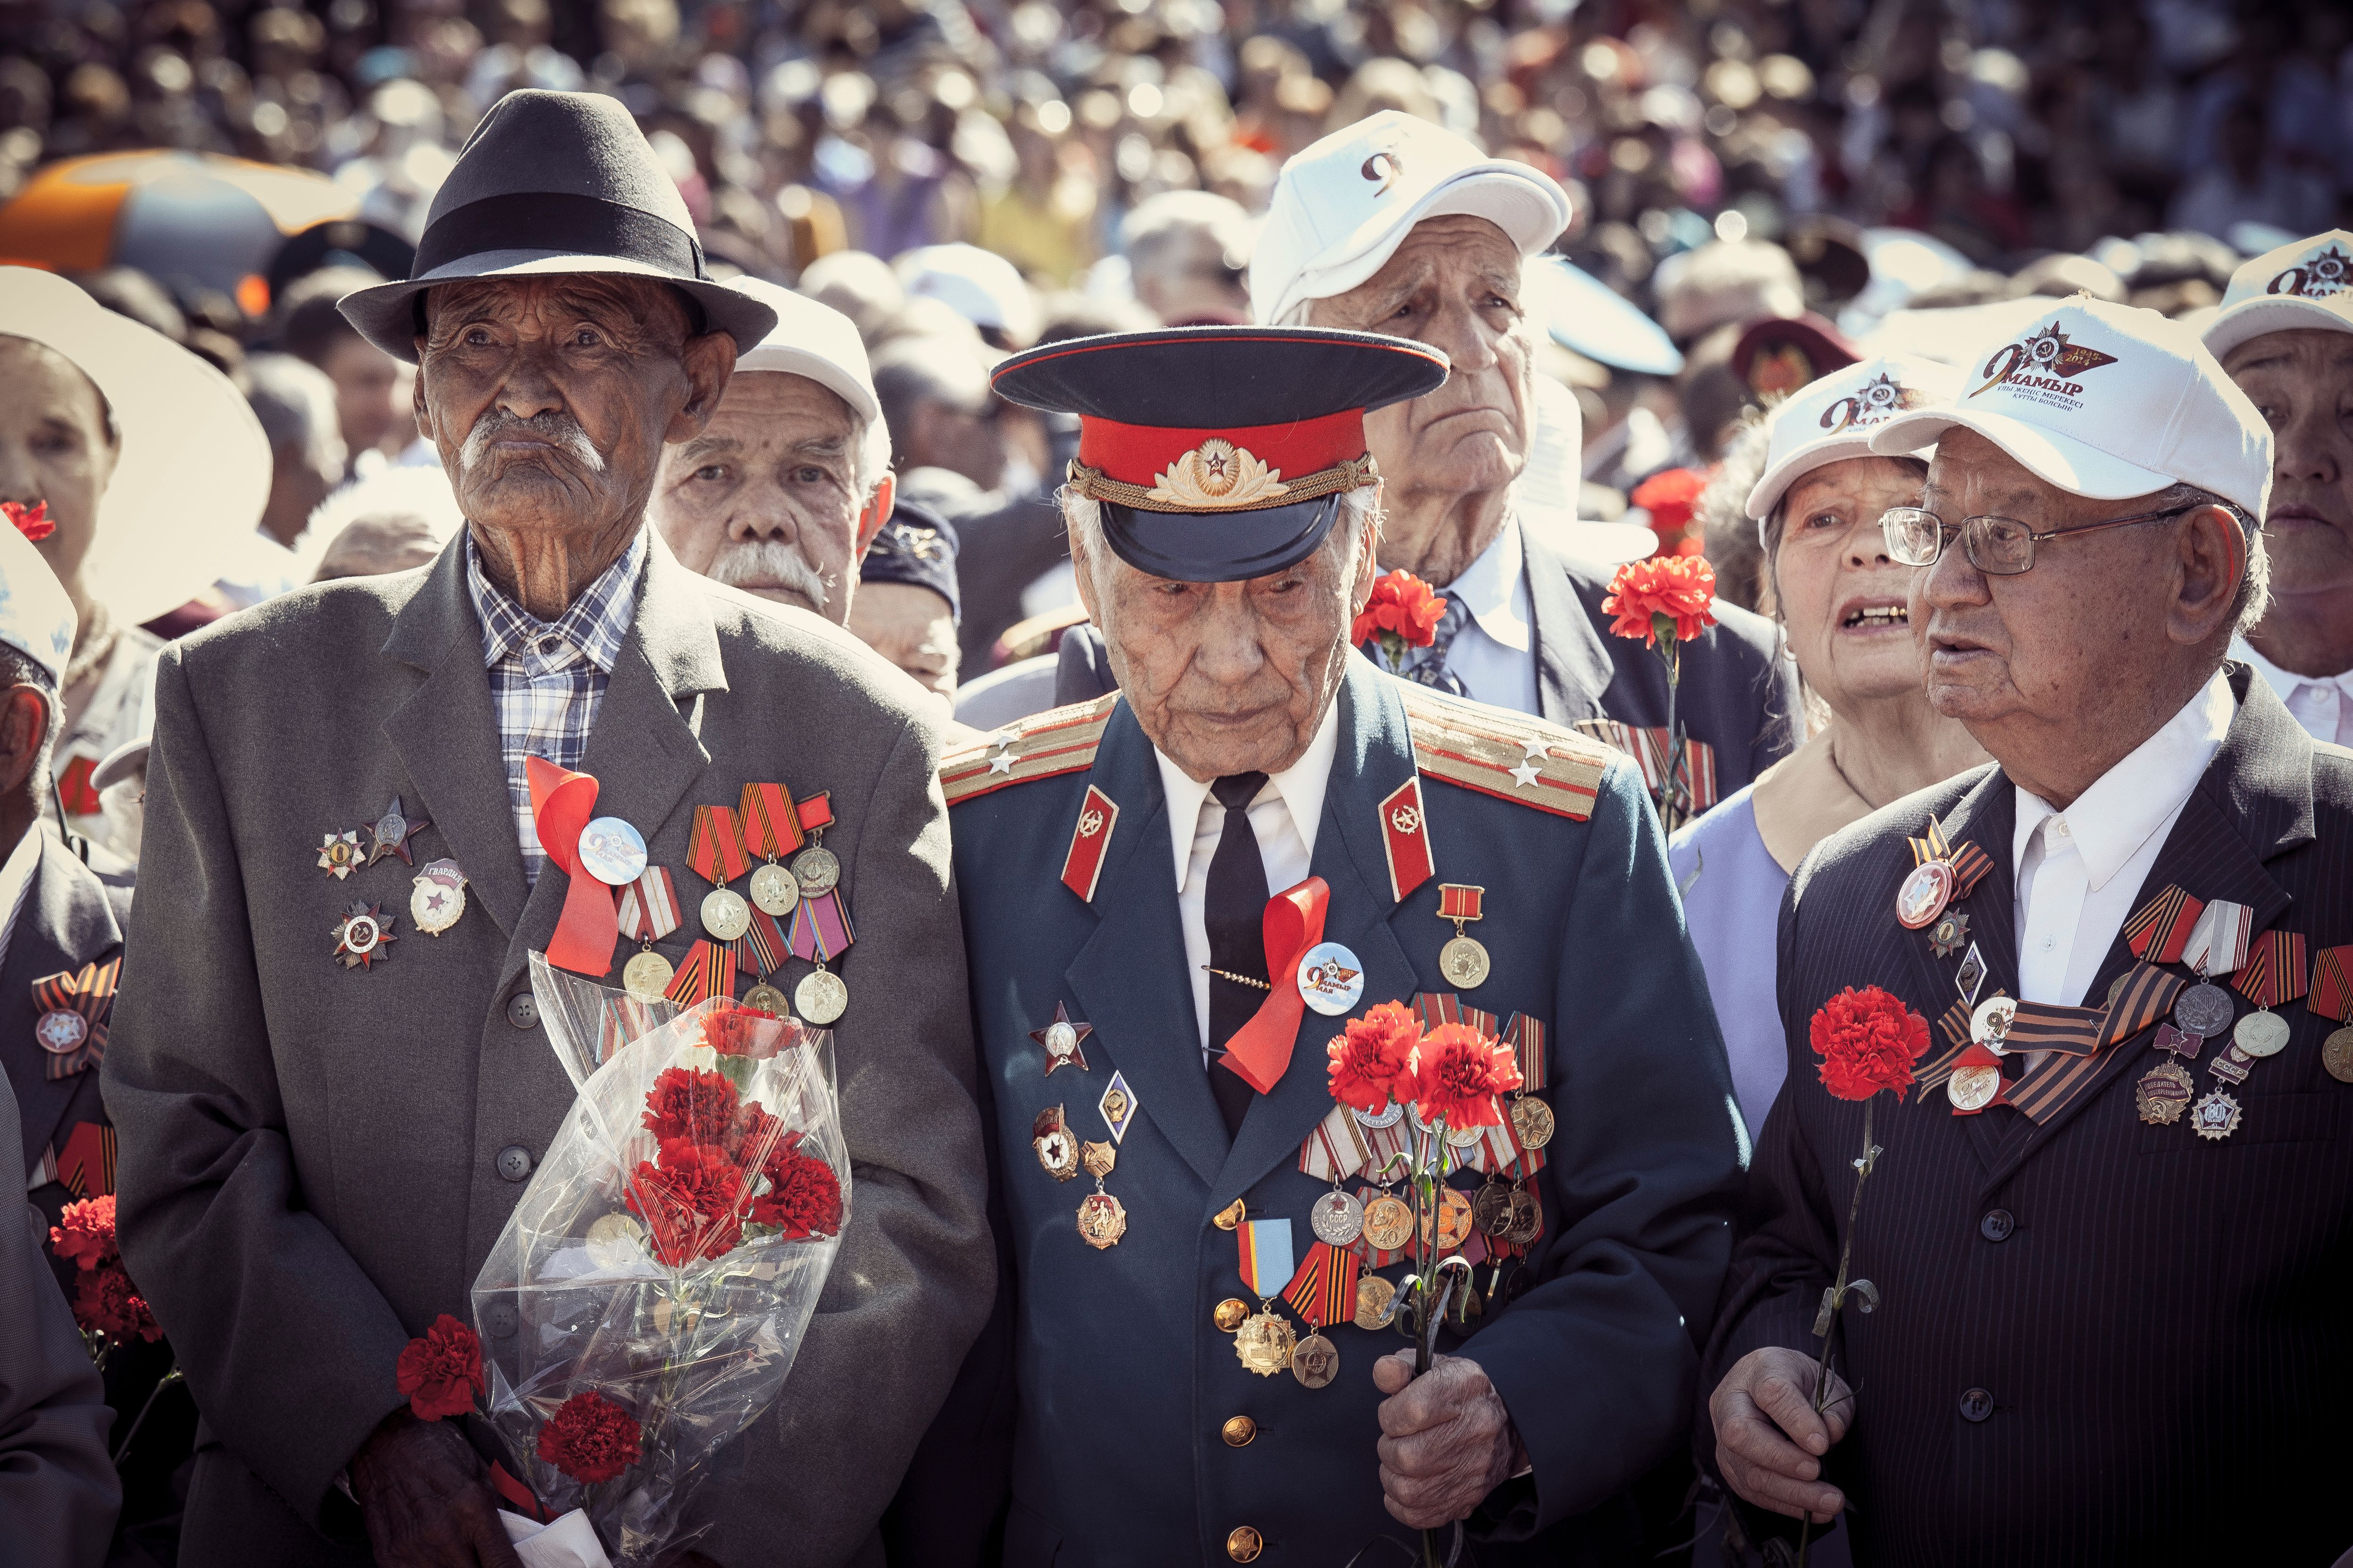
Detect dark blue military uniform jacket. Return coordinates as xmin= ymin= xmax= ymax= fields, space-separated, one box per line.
xmin=940 ymin=657 xmax=1744 ymax=1566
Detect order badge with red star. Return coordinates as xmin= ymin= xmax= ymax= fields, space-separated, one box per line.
xmin=332 ymin=902 xmax=396 ymax=969
xmin=410 ymin=858 xmax=469 ymax=936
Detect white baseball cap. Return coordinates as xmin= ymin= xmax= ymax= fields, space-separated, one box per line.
xmin=895 ymin=243 xmax=1040 ymax=344
xmin=1867 ymin=298 xmax=2271 ymax=520
xmin=0 ymin=511 xmax=78 ymax=692
xmin=2201 ymin=229 xmax=2353 ymax=360
xmin=1250 ymin=111 xmax=1572 ymax=326
xmin=1745 ymin=355 xmax=1962 ymax=526
xmin=724 ymin=277 xmax=881 ymax=426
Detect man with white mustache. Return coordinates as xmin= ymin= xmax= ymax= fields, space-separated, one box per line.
xmin=649 ymin=280 xmax=897 ymax=626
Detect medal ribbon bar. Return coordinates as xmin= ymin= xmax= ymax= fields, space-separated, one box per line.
xmin=786 ymin=891 xmax=855 ymax=962
xmin=617 ymin=867 xmax=682 ymax=941
xmin=33 ymin=957 xmax=118 ymax=1081
xmin=737 ymin=908 xmax=787 ymax=975
xmin=738 ymin=782 xmax=805 ymax=858
xmin=1906 ymin=816 xmax=1993 ymax=896
xmin=2181 ymin=898 xmax=2253 ymax=977
xmin=1297 ymin=1103 xmax=1371 ymax=1182
xmin=1238 ymin=1218 xmax=1293 ymax=1297
xmin=56 ymin=1120 xmax=115 ymax=1200
xmin=1436 ymin=884 xmax=1483 ymax=922
xmin=2232 ymin=931 xmax=2308 ymax=1008
xmin=663 ymin=939 xmax=737 ymax=1006
xmin=2126 ymin=884 xmax=2204 ymax=965
xmin=688 ymin=804 xmax=752 ymax=885
xmin=1504 ymin=1013 xmax=1547 ymax=1092
xmin=1281 ymin=1241 xmax=1360 ymax=1328
xmin=795 ymin=792 xmax=833 ymax=833
xmin=1410 ymin=992 xmax=1498 ymax=1037
xmin=2312 ymin=946 xmax=2353 ymax=1022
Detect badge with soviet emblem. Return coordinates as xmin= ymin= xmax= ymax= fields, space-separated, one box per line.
xmin=410 ymin=857 xmax=468 ymax=936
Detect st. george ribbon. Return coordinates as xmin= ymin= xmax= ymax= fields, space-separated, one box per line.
xmin=1218 ymin=876 xmax=1330 ymax=1095
xmin=527 ymin=754 xmax=619 ymax=976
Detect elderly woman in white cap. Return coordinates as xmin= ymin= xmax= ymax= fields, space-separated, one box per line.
xmin=0 ymin=267 xmax=269 ymax=845
xmin=1669 ymin=356 xmax=1987 ymax=1136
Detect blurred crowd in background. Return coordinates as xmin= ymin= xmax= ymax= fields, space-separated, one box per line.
xmin=1 ymin=0 xmax=2348 ymax=696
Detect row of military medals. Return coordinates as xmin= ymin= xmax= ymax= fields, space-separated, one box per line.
xmin=318 ymin=794 xmax=451 ymax=968
xmin=1029 ymin=1005 xmax=1133 ymax=1251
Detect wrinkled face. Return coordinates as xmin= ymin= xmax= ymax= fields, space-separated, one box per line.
xmin=415 ymin=275 xmax=732 ymax=546
xmin=318 ymin=333 xmax=412 ymax=456
xmin=650 ymin=371 xmax=882 ymax=623
xmin=0 ymin=336 xmax=117 ymax=604
xmin=1770 ymin=456 xmax=1930 ymax=711
xmin=846 ymin=580 xmax=959 ymax=705
xmin=1076 ymin=506 xmax=1376 ymax=781
xmin=2223 ymin=328 xmax=2353 ymax=605
xmin=1308 ymin=216 xmax=1532 ymax=500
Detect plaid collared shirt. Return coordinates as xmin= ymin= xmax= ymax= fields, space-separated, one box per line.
xmin=465 ymin=530 xmax=646 ymax=880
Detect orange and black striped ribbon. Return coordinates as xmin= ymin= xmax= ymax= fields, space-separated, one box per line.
xmin=56 ymin=1120 xmax=116 ymax=1199
xmin=2232 ymin=931 xmax=2308 ymax=1009
xmin=739 ymin=782 xmax=804 ymax=859
xmin=1281 ymin=1240 xmax=1362 ymax=1329
xmin=688 ymin=805 xmax=751 ymax=885
xmin=2098 ymin=962 xmax=2185 ymax=1049
xmin=736 ymin=909 xmax=787 ymax=976
xmin=2124 ymin=885 xmax=2204 ymax=965
xmin=2313 ymin=946 xmax=2353 ymax=1023
xmin=1436 ymin=884 xmax=1483 ymax=922
xmin=1905 ymin=816 xmax=1991 ymax=896
xmin=1907 ymin=816 xmax=1952 ymax=866
xmin=664 ymin=939 xmax=738 ymax=1005
xmin=2001 ymin=1002 xmax=2105 ymax=1057
xmin=34 ymin=958 xmax=118 ymax=1081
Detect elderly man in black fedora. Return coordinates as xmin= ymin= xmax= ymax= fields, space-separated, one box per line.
xmin=105 ymin=90 xmax=993 ymax=1568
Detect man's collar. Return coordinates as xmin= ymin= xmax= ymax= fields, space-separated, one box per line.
xmin=2232 ymin=633 xmax=2353 ymax=701
xmin=466 ymin=528 xmax=647 ymax=674
xmin=2010 ymin=668 xmax=2235 ymax=892
xmin=1153 ymin=694 xmax=1342 ymax=891
xmin=1445 ymin=517 xmax=1532 ymax=653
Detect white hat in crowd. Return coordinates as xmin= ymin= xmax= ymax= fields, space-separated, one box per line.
xmin=2200 ymin=229 xmax=2353 ymax=360
xmin=1867 ymin=297 xmax=2272 ymax=521
xmin=896 ymin=243 xmax=1039 ymax=344
xmin=724 ymin=276 xmax=883 ymax=427
xmin=1250 ymin=110 xmax=1572 ymax=326
xmin=0 ymin=509 xmax=78 ymax=691
xmin=0 ymin=266 xmax=272 ymax=626
xmin=1745 ymin=354 xmax=1963 ymax=529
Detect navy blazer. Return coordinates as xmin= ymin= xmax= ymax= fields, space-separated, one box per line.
xmin=938 ymin=658 xmax=1745 ymax=1566
xmin=1708 ymin=667 xmax=2353 ymax=1566
xmin=1053 ymin=517 xmax=1802 ymax=805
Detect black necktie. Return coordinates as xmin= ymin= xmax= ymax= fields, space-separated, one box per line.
xmin=1204 ymin=772 xmax=1270 ymax=1139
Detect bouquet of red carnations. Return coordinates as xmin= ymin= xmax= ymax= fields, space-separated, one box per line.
xmin=462 ymin=956 xmax=849 ymax=1567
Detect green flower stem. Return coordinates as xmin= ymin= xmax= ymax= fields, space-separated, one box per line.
xmin=111 ymin=1364 xmax=182 ymax=1467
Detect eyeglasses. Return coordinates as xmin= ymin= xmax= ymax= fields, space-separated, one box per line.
xmin=1879 ymin=503 xmax=2197 ymax=576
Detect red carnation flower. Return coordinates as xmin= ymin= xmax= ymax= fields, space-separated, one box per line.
xmin=626 ymin=1143 xmax=749 ymax=1266
xmin=1631 ymin=467 xmax=1707 ymax=545
xmin=700 ymin=1004 xmax=795 ymax=1060
xmin=536 ymin=1390 xmax=641 ymax=1485
xmin=1326 ymin=1000 xmax=1422 ymax=1115
xmin=1601 ymin=554 xmax=1718 ymax=648
xmin=750 ymin=1135 xmax=844 ymax=1239
xmin=1352 ymin=568 xmax=1446 ymax=664
xmin=723 ymin=1100 xmax=783 ymax=1167
xmin=1410 ymin=1022 xmax=1524 ymax=1130
xmin=3 ymin=500 xmax=54 ymax=542
xmin=50 ymin=1194 xmax=117 ymax=1272
xmin=641 ymin=1066 xmax=741 ymax=1150
xmin=395 ymin=1313 xmax=485 ymax=1422
xmin=1809 ymin=985 xmax=1930 ymax=1102
xmin=73 ymin=1263 xmax=161 ymax=1343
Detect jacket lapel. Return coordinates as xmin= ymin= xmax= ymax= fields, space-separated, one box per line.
xmin=3 ymin=832 xmax=123 ymax=1176
xmin=1517 ymin=518 xmax=1614 ymax=728
xmin=1062 ymin=701 xmax=1232 ymax=1191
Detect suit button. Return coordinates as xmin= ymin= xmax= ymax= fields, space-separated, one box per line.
xmin=1222 ymin=1416 xmax=1256 ymax=1447
xmin=496 ymin=1145 xmax=533 ymax=1181
xmin=1959 ymin=1387 xmax=1994 ymax=1423
xmin=484 ymin=1301 xmax=518 ymax=1338
xmin=1980 ymin=1209 xmax=2014 ymax=1242
xmin=1227 ymin=1526 xmax=1263 ymax=1562
xmin=506 ymin=993 xmax=539 ymax=1030
xmin=1214 ymin=1298 xmax=1249 ymax=1332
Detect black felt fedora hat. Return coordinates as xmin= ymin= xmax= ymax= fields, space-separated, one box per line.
xmin=338 ymin=90 xmax=775 ymax=362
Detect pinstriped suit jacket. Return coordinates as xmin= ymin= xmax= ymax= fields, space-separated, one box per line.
xmin=1707 ymin=666 xmax=2353 ymax=1567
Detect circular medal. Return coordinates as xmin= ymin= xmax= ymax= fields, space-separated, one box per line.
xmin=1310 ymin=1188 xmax=1364 ymax=1246
xmin=1501 ymin=1187 xmax=1542 ymax=1246
xmin=796 ymin=967 xmax=848 ymax=1026
xmin=33 ymin=1010 xmax=86 ymax=1054
xmin=1970 ymin=995 xmax=2018 ymax=1052
xmin=2189 ymin=1089 xmax=2243 ymax=1141
xmin=1353 ymin=1101 xmax=1405 ymax=1130
xmin=1233 ymin=1311 xmax=1295 ymax=1376
xmin=1421 ymin=1186 xmax=1474 ymax=1252
xmin=1076 ymin=1192 xmax=1127 ymax=1250
xmin=1438 ymin=934 xmax=1491 ymax=990
xmin=748 ymin=862 xmax=800 ymax=918
xmin=2175 ymin=981 xmax=2235 ymax=1038
xmin=700 ymin=887 xmax=751 ymax=942
xmin=410 ymin=875 xmax=466 ymax=936
xmin=1472 ymin=1183 xmax=1511 ymax=1236
xmin=2232 ymin=1008 xmax=2289 ymax=1059
xmin=621 ymin=948 xmax=676 ymax=1003
xmin=792 ymin=844 xmax=841 ymax=897
xmin=1445 ymin=1119 xmax=1484 ymax=1149
xmin=1354 ymin=1274 xmax=1398 ymax=1331
xmin=2325 ymin=1027 xmax=2353 ymax=1084
xmin=1290 ymin=1331 xmax=1338 ymax=1389
xmin=1361 ymin=1193 xmax=1414 ymax=1252
xmin=1214 ymin=1298 xmax=1250 ymax=1332
xmin=343 ymin=913 xmax=380 ymax=955
xmin=1895 ymin=859 xmax=1956 ymax=930
xmin=576 ymin=817 xmax=648 ymax=886
xmin=584 ymin=1213 xmax=647 ymax=1270
xmin=742 ymin=981 xmax=790 ymax=1016
xmin=1509 ymin=1095 xmax=1556 ymax=1150
xmin=1947 ymin=1063 xmax=2000 ymax=1111
xmin=1043 ymin=1021 xmax=1079 ymax=1061
xmin=1296 ymin=942 xmax=1365 ymax=1016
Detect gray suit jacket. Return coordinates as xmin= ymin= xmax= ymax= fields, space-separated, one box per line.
xmin=104 ymin=532 xmax=992 ymax=1567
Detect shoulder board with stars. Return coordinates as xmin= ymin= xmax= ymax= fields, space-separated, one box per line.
xmin=941 ymin=693 xmax=1121 ymax=807
xmin=1397 ymin=683 xmax=1608 ymax=822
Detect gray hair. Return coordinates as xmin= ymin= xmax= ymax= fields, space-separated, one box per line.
xmin=245 ymin=351 xmax=347 ymax=476
xmin=2151 ymin=483 xmax=2269 ymax=635
xmin=1062 ymin=485 xmax=1383 ymax=585
xmin=850 ymin=410 xmax=892 ymax=506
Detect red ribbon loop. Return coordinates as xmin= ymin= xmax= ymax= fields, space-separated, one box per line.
xmin=527 ymin=756 xmax=618 ymax=976
xmin=1219 ymin=876 xmax=1329 ymax=1095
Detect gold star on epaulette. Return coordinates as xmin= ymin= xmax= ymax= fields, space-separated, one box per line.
xmin=1396 ymin=684 xmax=1608 ymax=820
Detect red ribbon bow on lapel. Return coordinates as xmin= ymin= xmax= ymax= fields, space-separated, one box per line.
xmin=35 ymin=957 xmax=119 ymax=1081
xmin=1218 ymin=877 xmax=1329 ymax=1095
xmin=528 ymin=756 xmax=618 ymax=977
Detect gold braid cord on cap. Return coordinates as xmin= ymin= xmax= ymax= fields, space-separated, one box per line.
xmin=1069 ymin=447 xmax=1379 ymax=514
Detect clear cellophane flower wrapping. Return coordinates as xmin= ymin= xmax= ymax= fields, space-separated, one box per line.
xmin=473 ymin=956 xmax=852 ymax=1567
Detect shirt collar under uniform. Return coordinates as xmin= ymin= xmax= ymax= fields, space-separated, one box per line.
xmin=2010 ymin=668 xmax=2234 ymax=893
xmin=1445 ymin=517 xmax=1531 ymax=655
xmin=1154 ymin=694 xmax=1341 ymax=892
xmin=465 ymin=528 xmax=646 ymax=676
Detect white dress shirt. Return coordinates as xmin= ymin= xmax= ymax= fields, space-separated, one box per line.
xmin=1434 ymin=518 xmax=1541 ymax=717
xmin=2011 ymin=673 xmax=2235 ymax=1034
xmin=2232 ymin=634 xmax=2353 ymax=748
xmin=1156 ymin=701 xmax=1340 ymax=1059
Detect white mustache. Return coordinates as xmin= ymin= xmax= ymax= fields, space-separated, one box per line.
xmin=708 ymin=537 xmax=832 ymax=610
xmin=460 ymin=409 xmax=605 ymax=474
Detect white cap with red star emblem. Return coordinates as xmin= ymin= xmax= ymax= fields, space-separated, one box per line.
xmin=2202 ymin=230 xmax=2353 ymax=360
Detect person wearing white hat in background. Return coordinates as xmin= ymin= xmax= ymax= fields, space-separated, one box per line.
xmin=1705 ymin=298 xmax=2353 ymax=1565
xmin=1668 ymin=356 xmax=1987 ymax=1142
xmin=2202 ymin=230 xmax=2353 ymax=748
xmin=0 ymin=267 xmax=270 ymax=852
xmin=1243 ymin=110 xmax=1802 ymax=812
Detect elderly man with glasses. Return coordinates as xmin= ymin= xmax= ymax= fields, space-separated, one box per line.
xmin=1703 ymin=297 xmax=2353 ymax=1565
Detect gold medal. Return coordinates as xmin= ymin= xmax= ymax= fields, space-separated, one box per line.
xmin=622 ymin=948 xmax=676 ymax=1003
xmin=2135 ymin=1060 xmax=2194 ymax=1125
xmin=1214 ymin=1298 xmax=1250 ymax=1332
xmin=701 ymin=887 xmax=751 ymax=942
xmin=1290 ymin=1331 xmax=1338 ymax=1389
xmin=1354 ymin=1274 xmax=1398 ymax=1331
xmin=795 ymin=967 xmax=847 ymax=1025
xmin=1501 ymin=1186 xmax=1541 ymax=1246
xmin=2324 ymin=1027 xmax=2353 ymax=1084
xmin=1947 ymin=1063 xmax=2000 ymax=1111
xmin=1509 ymin=1095 xmax=1555 ymax=1150
xmin=1233 ymin=1310 xmax=1295 ymax=1376
xmin=742 ymin=981 xmax=790 ymax=1015
xmin=2189 ymin=1089 xmax=2243 ymax=1141
xmin=2233 ymin=1009 xmax=2290 ymax=1059
xmin=1360 ymin=1193 xmax=1413 ymax=1252
xmin=1212 ymin=1198 xmax=1247 ymax=1231
xmin=1439 ymin=934 xmax=1491 ymax=989
xmin=792 ymin=843 xmax=841 ymax=897
xmin=1421 ymin=1186 xmax=1474 ymax=1252
xmin=748 ymin=861 xmax=800 ymax=917
xmin=1077 ymin=1191 xmax=1127 ymax=1249
xmin=1472 ymin=1181 xmax=1512 ymax=1237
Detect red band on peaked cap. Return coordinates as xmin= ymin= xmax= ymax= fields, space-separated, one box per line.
xmin=1076 ymin=410 xmax=1365 ymax=492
